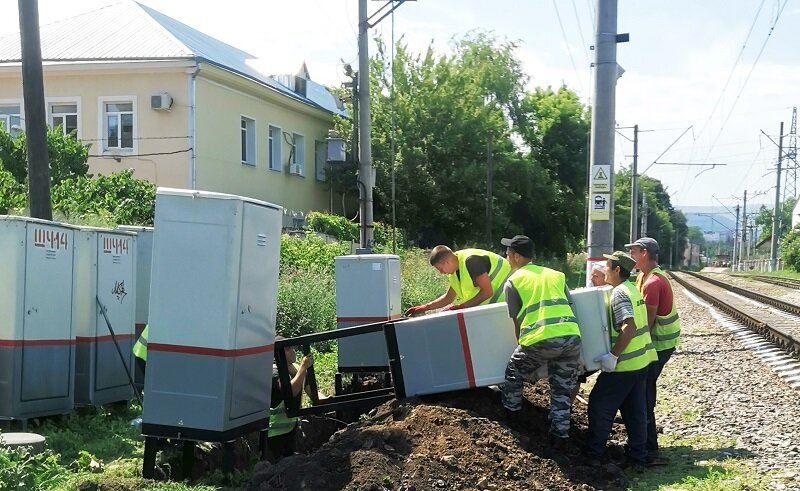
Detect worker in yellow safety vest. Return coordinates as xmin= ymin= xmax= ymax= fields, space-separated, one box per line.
xmin=405 ymin=245 xmax=512 ymax=316
xmin=585 ymin=251 xmax=658 ymax=469
xmin=132 ymin=324 xmax=148 ymax=377
xmin=626 ymin=236 xmax=680 ymax=465
xmin=268 ymin=336 xmax=327 ymax=462
xmin=499 ymin=235 xmax=582 ymax=456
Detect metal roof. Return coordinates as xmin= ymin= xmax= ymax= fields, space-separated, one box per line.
xmin=0 ymin=1 xmax=346 ymax=116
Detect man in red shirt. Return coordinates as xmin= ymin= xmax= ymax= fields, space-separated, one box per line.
xmin=626 ymin=237 xmax=681 ymax=465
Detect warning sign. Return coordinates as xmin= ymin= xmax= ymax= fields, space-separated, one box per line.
xmin=591 ymin=165 xmax=610 ymax=192
xmin=590 ymin=193 xmax=611 ymax=221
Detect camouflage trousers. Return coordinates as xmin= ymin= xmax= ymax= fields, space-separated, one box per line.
xmin=501 ymin=335 xmax=582 ymax=438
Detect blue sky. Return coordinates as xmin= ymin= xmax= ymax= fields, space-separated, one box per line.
xmin=3 ymin=0 xmax=799 ymax=215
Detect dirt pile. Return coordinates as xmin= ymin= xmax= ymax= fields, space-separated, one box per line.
xmin=248 ymin=382 xmax=629 ymax=491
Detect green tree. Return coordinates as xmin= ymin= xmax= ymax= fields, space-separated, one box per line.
xmin=0 ymin=167 xmax=26 ymax=213
xmin=51 ymin=169 xmax=155 ymax=226
xmin=614 ymin=170 xmax=688 ymax=266
xmin=367 ymin=32 xmax=590 ymax=257
xmin=0 ymin=126 xmax=90 ymax=185
xmin=781 ymin=225 xmax=800 ymax=272
xmin=754 ymin=196 xmax=797 ymax=244
xmin=686 ymin=225 xmax=706 ymax=251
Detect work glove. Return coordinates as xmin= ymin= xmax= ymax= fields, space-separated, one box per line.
xmin=405 ymin=305 xmax=428 ymax=317
xmin=594 ymin=352 xmax=618 ymax=373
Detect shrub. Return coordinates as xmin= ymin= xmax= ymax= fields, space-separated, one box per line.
xmin=400 ymin=248 xmax=447 ymax=311
xmin=0 ymin=168 xmax=26 ymax=214
xmin=51 ymin=169 xmax=155 ymax=226
xmin=280 ymin=233 xmax=350 ymax=275
xmin=305 ymin=211 xmax=406 ymax=254
xmin=306 ymin=211 xmax=358 ymax=243
xmin=276 ymin=267 xmax=336 ymax=350
xmin=0 ymin=444 xmax=69 ymax=490
xmin=781 ymin=225 xmax=800 ymax=272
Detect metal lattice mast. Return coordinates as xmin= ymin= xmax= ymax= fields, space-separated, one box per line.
xmin=787 ymin=107 xmax=797 ymax=200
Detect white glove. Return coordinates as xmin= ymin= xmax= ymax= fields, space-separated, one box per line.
xmin=595 ymin=353 xmax=618 ymax=372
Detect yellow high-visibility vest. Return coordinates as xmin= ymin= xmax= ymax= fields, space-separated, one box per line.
xmin=447 ymin=249 xmax=511 ymax=305
xmin=509 ymin=264 xmax=581 ymax=347
xmin=636 ymin=267 xmax=681 ymax=351
xmin=611 ymin=281 xmax=658 ymax=372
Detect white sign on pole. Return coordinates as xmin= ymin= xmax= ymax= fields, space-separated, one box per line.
xmin=591 ymin=165 xmax=610 ymax=192
xmin=590 ymin=193 xmax=611 ymax=220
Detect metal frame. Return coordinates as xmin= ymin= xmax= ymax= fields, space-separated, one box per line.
xmin=274 ymin=321 xmax=403 ymax=417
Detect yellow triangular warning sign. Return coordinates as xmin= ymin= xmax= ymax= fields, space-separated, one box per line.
xmin=594 ymin=168 xmax=608 ymax=180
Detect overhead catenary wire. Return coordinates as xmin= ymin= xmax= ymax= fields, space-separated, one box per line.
xmin=552 ymin=0 xmax=584 ymax=94
xmin=702 ymin=0 xmax=789 ymax=162
xmin=694 ymin=0 xmax=766 ymax=143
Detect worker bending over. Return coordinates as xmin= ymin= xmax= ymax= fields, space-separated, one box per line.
xmin=499 ymin=235 xmax=582 ymax=454
xmin=405 ymin=245 xmax=511 ymax=316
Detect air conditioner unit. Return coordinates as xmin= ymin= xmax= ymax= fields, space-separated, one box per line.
xmin=150 ymin=92 xmax=173 ymax=111
xmin=289 ymin=163 xmax=303 ymax=175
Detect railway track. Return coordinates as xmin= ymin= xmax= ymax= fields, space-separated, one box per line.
xmin=751 ymin=275 xmax=800 ymax=290
xmin=668 ymin=271 xmax=800 ymax=358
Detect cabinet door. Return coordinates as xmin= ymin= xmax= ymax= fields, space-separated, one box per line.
xmin=95 ymin=233 xmax=136 ymax=391
xmin=229 ymin=203 xmax=280 ymax=421
xmin=21 ymin=224 xmax=73 ymax=401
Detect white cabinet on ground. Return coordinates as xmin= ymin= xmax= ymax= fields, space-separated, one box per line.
xmin=0 ymin=216 xmax=77 ymax=422
xmin=73 ymin=226 xmax=137 ymax=407
xmin=141 ymin=188 xmax=282 ymax=439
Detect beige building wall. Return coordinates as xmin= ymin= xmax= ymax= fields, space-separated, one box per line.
xmin=0 ymin=62 xmax=192 ymax=187
xmin=194 ymin=66 xmax=333 ymax=216
xmin=0 ymin=61 xmax=336 ymax=218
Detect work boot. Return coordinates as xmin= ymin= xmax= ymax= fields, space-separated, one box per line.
xmin=548 ymin=435 xmax=578 ymax=463
xmin=500 ymin=408 xmax=520 ymax=428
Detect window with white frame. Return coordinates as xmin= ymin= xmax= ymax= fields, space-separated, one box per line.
xmin=315 ymin=140 xmax=327 ymax=181
xmin=290 ymin=133 xmax=305 ymax=175
xmin=50 ymin=103 xmax=78 ymax=137
xmin=0 ymin=105 xmax=22 ymax=135
xmin=104 ymin=101 xmax=134 ymax=150
xmin=268 ymin=125 xmax=282 ymax=171
xmin=241 ymin=116 xmax=256 ymax=165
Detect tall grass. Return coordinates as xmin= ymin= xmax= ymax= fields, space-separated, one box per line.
xmin=400 ymin=248 xmax=448 ymax=310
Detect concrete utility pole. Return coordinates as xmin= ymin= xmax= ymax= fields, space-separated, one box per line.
xmin=486 ymin=134 xmax=493 ymax=246
xmin=640 ymin=194 xmax=648 ymax=236
xmin=732 ymin=204 xmax=739 ymax=271
xmin=740 ymin=190 xmax=747 ymax=267
xmin=587 ymin=0 xmax=627 ymax=281
xmin=770 ymin=122 xmax=784 ymax=271
xmin=630 ymin=124 xmax=639 ymax=243
xmin=18 ymin=0 xmax=52 ymax=220
xmin=358 ymin=0 xmax=374 ymax=250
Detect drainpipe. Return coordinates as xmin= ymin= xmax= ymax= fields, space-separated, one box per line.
xmin=188 ymin=62 xmax=201 ymax=189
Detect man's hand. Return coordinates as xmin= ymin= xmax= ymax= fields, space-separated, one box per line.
xmin=405 ymin=304 xmax=428 ymax=317
xmin=594 ymin=353 xmax=618 ymax=372
xmin=299 ymin=353 xmax=314 ymax=371
xmin=441 ymin=304 xmax=462 ymax=312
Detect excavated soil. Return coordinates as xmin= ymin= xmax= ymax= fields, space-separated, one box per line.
xmin=247 ymin=382 xmax=630 ymax=491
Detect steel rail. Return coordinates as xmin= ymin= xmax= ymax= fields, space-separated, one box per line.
xmin=683 ymin=271 xmax=800 ymax=316
xmin=669 ymin=271 xmax=800 ymax=357
xmin=751 ymin=275 xmax=800 ymax=290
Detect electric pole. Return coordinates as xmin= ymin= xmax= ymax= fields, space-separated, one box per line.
xmin=358 ymin=0 xmax=374 ymax=250
xmin=586 ymin=0 xmax=627 ymax=282
xmin=486 ymin=134 xmax=493 ymax=246
xmin=732 ymin=204 xmax=739 ymax=271
xmin=770 ymin=122 xmax=784 ymax=271
xmin=641 ymin=194 xmax=648 ymax=236
xmin=630 ymin=124 xmax=639 ymax=243
xmin=740 ymin=190 xmax=747 ymax=268
xmin=18 ymin=0 xmax=52 ymax=220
